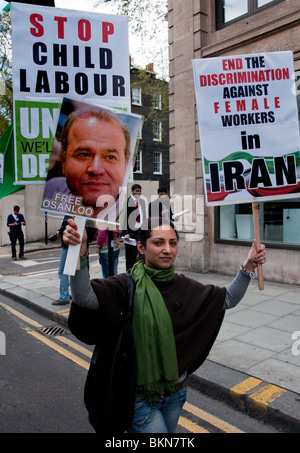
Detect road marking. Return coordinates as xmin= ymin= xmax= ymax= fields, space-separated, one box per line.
xmin=0 ymin=301 xmax=42 ymax=328
xmin=22 ymin=269 xmax=58 ymax=276
xmin=56 ymin=308 xmax=70 ymax=316
xmin=0 ymin=300 xmax=92 ymax=362
xmin=249 ymin=384 xmax=287 ymax=410
xmin=230 ymin=377 xmax=262 ymax=398
xmin=0 ymin=300 xmax=248 ymax=434
xmin=14 ymin=258 xmax=59 ymax=268
xmin=183 ymin=401 xmax=244 ymax=433
xmin=14 ymin=259 xmax=40 ymax=267
xmin=26 ymin=329 xmax=90 ymax=370
xmin=230 ymin=377 xmax=287 ymax=413
xmin=178 ymin=416 xmax=209 ymax=433
xmin=21 ymin=249 xmax=59 ymax=256
xmin=56 ymin=335 xmax=92 ymax=359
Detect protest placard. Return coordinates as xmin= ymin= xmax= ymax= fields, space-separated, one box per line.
xmin=193 ymin=51 xmax=300 ymax=289
xmin=193 ymin=51 xmax=300 ymax=206
xmin=40 ymin=97 xmax=142 ymax=223
xmin=11 ymin=3 xmax=131 ymax=185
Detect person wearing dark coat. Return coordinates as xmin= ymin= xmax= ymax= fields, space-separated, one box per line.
xmin=7 ymin=205 xmax=26 ymax=260
xmin=122 ymin=183 xmax=146 ymax=271
xmin=149 ymin=185 xmax=173 ymax=220
xmin=64 ymin=216 xmax=267 ymax=434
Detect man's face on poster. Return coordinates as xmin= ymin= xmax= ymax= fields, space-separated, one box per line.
xmin=61 ymin=116 xmax=129 ymax=209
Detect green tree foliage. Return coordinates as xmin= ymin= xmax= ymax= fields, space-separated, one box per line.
xmin=102 ymin=0 xmax=168 ymax=80
xmin=0 ymin=11 xmax=12 ymax=136
xmin=114 ymin=1 xmax=169 ymax=135
xmin=118 ymin=0 xmax=168 ymax=35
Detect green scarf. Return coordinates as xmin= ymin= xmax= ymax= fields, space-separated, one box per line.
xmin=129 ymin=260 xmax=179 ymax=405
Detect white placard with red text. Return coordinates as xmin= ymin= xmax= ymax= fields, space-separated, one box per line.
xmin=193 ymin=51 xmax=300 ymax=205
xmin=11 ymin=3 xmax=130 ymax=184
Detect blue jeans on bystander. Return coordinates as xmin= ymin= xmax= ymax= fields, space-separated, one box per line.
xmin=99 ymin=248 xmax=120 ymax=279
xmin=58 ymin=247 xmax=70 ymax=302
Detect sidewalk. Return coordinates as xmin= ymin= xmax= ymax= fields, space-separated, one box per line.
xmin=0 ymin=241 xmax=299 ymax=432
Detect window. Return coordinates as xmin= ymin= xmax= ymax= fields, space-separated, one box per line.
xmin=134 ymin=150 xmax=142 ymax=173
xmin=257 ymin=0 xmax=273 ymax=6
xmin=216 ymin=0 xmax=284 ymax=29
xmin=220 ymin=0 xmax=248 ymax=23
xmin=153 ymin=120 xmax=162 ymax=141
xmin=217 ymin=200 xmax=300 ymax=246
xmin=153 ymin=91 xmax=162 ymax=110
xmin=153 ymin=151 xmax=162 ymax=174
xmin=132 ymin=87 xmax=142 ymax=106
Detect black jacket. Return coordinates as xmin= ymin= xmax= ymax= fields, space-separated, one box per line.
xmin=121 ymin=196 xmax=147 ymax=239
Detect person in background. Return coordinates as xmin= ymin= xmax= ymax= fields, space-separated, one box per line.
xmin=149 ymin=185 xmax=174 ymax=221
xmin=7 ymin=205 xmax=26 ymax=261
xmin=97 ymin=228 xmax=121 ymax=279
xmin=52 ymin=216 xmax=71 ymax=306
xmin=122 ymin=184 xmax=146 ymax=271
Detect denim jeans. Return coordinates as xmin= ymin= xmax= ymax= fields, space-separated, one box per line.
xmin=129 ymin=387 xmax=187 ymax=433
xmin=99 ymin=248 xmax=120 ymax=278
xmin=58 ymin=247 xmax=70 ymax=302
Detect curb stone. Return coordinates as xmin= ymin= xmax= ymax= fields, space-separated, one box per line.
xmin=189 ymin=361 xmax=300 ymax=433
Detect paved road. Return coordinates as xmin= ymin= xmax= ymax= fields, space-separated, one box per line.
xmin=0 ymin=293 xmax=285 ymax=434
xmin=0 ymin=244 xmax=99 ymax=276
xmin=1 ymin=242 xmax=300 ymax=433
xmin=0 ymin=294 xmax=94 ymax=433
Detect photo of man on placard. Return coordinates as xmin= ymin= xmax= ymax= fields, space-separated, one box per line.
xmin=42 ymin=98 xmax=141 ymax=223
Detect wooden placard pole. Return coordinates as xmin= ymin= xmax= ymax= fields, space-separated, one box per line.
xmin=252 ymin=202 xmax=264 ymax=290
xmin=63 ymin=216 xmax=86 ymax=276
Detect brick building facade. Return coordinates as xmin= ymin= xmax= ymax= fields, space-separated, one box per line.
xmin=130 ymin=64 xmax=170 ymax=195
